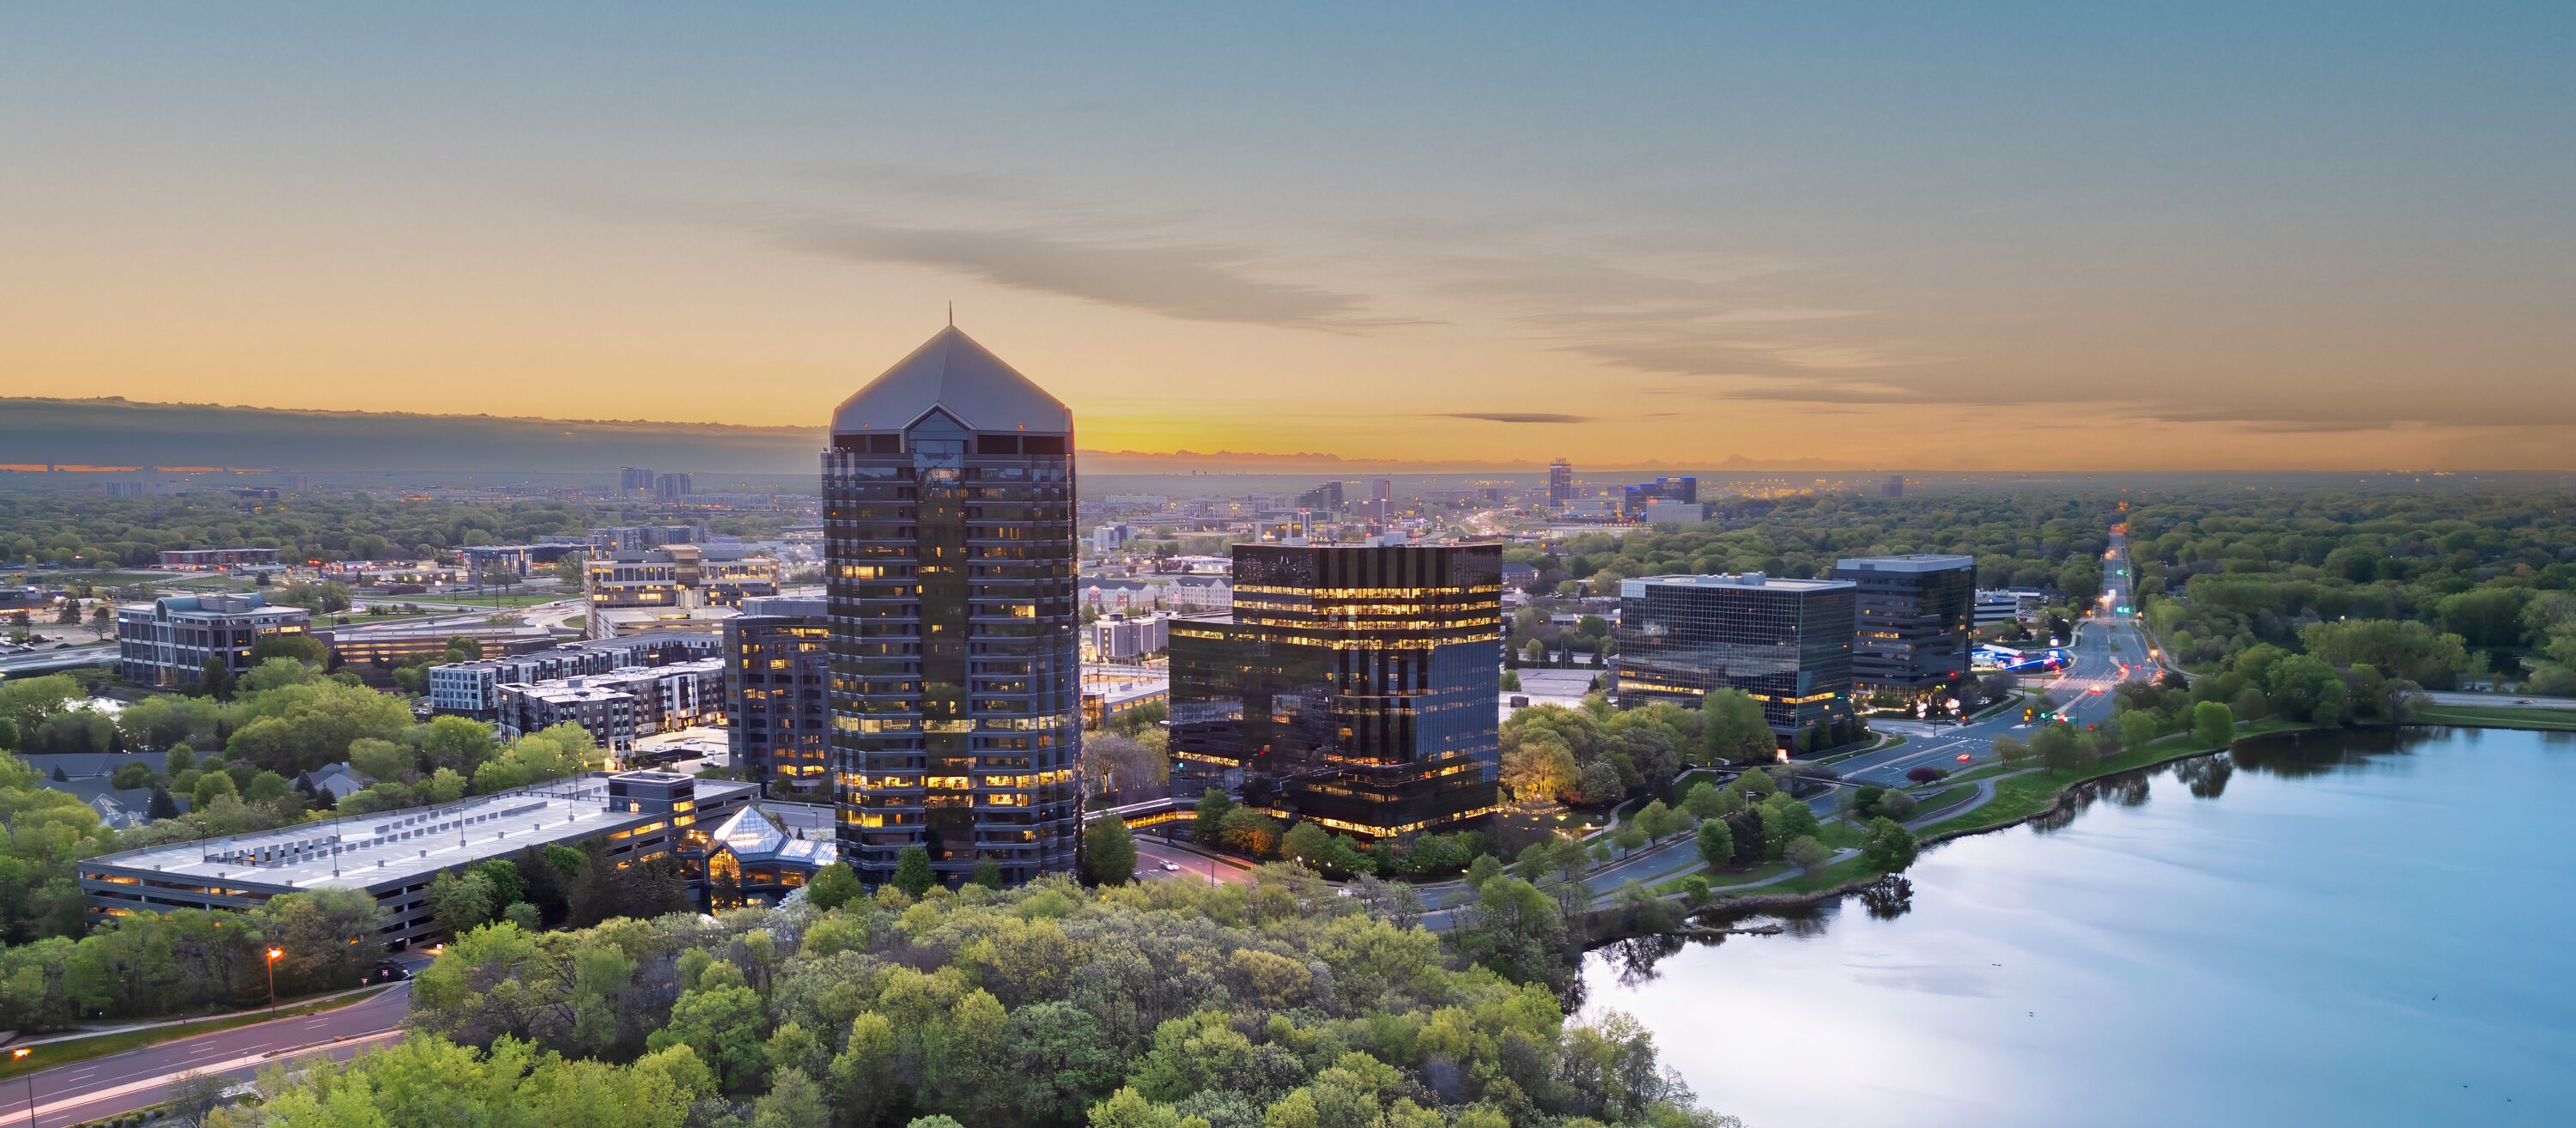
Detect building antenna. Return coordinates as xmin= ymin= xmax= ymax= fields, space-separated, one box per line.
xmin=947 ymin=300 xmax=954 ymax=328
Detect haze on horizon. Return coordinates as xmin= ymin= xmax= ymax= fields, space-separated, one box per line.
xmin=4 ymin=3 xmax=2573 ymax=470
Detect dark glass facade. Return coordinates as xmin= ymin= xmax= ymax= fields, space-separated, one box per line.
xmin=1832 ymin=555 xmax=1976 ymax=696
xmin=1169 ymin=543 xmax=1504 ymax=839
xmin=824 ymin=334 xmax=1081 ymax=888
xmin=1612 ymin=574 xmax=1856 ymax=737
xmin=726 ymin=597 xmax=830 ymax=795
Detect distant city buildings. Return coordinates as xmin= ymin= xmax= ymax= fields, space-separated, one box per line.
xmin=156 ymin=548 xmax=281 ymax=571
xmin=1091 ymin=521 xmax=1133 ymax=554
xmin=1170 ymin=541 xmax=1504 ymax=839
xmin=114 ymin=593 xmax=313 ymax=688
xmin=585 ymin=543 xmax=780 ymax=640
xmin=1883 ymin=474 xmax=1907 ymax=499
xmin=1832 ymin=554 xmax=1976 ymax=700
xmin=1611 ymin=573 xmax=1856 ymax=746
xmin=653 ymin=472 xmax=694 ymax=500
xmin=1548 ymin=458 xmax=1574 ymax=506
xmin=619 ymin=466 xmax=656 ymax=494
xmin=825 ymin=325 xmax=1083 ymax=888
xmin=726 ymin=597 xmax=829 ymax=793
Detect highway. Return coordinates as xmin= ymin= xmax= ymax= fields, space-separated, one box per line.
xmin=1133 ymin=833 xmax=1256 ymax=887
xmin=1 ymin=985 xmax=411 ymax=1128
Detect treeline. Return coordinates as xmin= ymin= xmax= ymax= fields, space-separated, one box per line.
xmin=0 ymin=494 xmax=791 ymax=569
xmin=233 ymin=869 xmax=1738 ymax=1127
xmin=1504 ymin=492 xmax=2113 ymax=596
xmin=2130 ymin=490 xmax=2576 ymax=691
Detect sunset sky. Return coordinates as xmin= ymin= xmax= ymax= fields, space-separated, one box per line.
xmin=4 ymin=4 xmax=2573 ymax=470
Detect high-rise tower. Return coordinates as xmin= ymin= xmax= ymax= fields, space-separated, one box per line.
xmin=1547 ymin=458 xmax=1573 ymax=507
xmin=824 ymin=326 xmax=1082 ymax=888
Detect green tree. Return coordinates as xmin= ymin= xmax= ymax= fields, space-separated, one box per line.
xmin=2190 ymin=700 xmax=2235 ymax=748
xmin=1191 ymin=789 xmax=1237 ymax=846
xmin=805 ymin=861 xmax=860 ymax=911
xmin=1694 ymin=818 xmax=1735 ymax=869
xmin=1785 ymin=834 xmax=1832 ymax=876
xmin=1699 ymin=688 xmax=1774 ymax=765
xmin=2116 ymin=709 xmax=2160 ymax=751
xmin=1080 ymin=816 xmax=1137 ymax=887
xmin=892 ymin=846 xmax=936 ymax=896
xmin=650 ymin=982 xmax=771 ymax=1091
xmin=428 ymin=870 xmax=499 ymax=935
xmin=1756 ymin=792 xmax=1820 ymax=860
xmin=1455 ymin=876 xmax=1571 ymax=990
xmin=1860 ymin=817 xmax=1917 ymax=874
xmin=751 ymin=1066 xmax=829 ymax=1128
xmin=2032 ymin=724 xmax=2082 ymax=777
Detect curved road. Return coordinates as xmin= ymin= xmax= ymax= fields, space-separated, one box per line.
xmin=1 ymin=985 xmax=410 ymax=1128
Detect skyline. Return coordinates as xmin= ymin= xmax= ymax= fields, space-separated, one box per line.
xmin=6 ymin=5 xmax=2575 ymax=469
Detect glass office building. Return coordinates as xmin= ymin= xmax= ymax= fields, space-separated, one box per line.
xmin=726 ymin=597 xmax=830 ymax=795
xmin=1169 ymin=543 xmax=1504 ymax=839
xmin=1831 ymin=554 xmax=1977 ymax=698
xmin=1611 ymin=573 xmax=1856 ymax=739
xmin=823 ymin=326 xmax=1081 ymax=888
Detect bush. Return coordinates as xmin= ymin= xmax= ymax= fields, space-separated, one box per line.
xmin=1905 ymin=766 xmax=1947 ymax=785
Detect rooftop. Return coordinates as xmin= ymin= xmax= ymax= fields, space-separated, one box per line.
xmin=83 ymin=773 xmax=756 ymax=892
xmin=1621 ymin=573 xmax=1856 ymax=596
xmin=831 ymin=325 xmax=1072 ymax=435
xmin=1832 ymin=554 xmax=1978 ymax=573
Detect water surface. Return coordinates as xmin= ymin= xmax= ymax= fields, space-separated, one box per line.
xmin=1583 ymin=727 xmax=2576 ymax=1127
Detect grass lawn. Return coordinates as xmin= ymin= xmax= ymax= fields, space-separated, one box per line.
xmin=2412 ymin=705 xmax=2576 ymax=731
xmin=1916 ymin=719 xmax=2306 ymax=838
xmin=565 ymin=616 xmax=587 ymax=631
xmin=1912 ymin=783 xmax=1978 ymax=813
xmin=0 ymin=988 xmax=387 ymax=1081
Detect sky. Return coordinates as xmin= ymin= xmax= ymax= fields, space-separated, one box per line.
xmin=3 ymin=3 xmax=2573 ymax=470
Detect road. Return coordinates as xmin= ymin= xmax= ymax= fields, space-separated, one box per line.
xmin=2422 ymin=690 xmax=2576 ymax=712
xmin=1 ymin=985 xmax=411 ymax=1128
xmin=0 ymin=644 xmax=115 ymax=676
xmin=1133 ymin=834 xmax=1255 ymax=887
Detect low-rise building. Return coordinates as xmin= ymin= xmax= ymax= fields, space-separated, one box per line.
xmin=1084 ymin=612 xmax=1170 ymax=661
xmin=115 ymin=593 xmax=313 ymax=689
xmin=428 ymin=634 xmax=722 ymax=719
xmin=158 ymin=549 xmax=282 ymax=571
xmin=76 ymin=772 xmax=756 ymax=949
xmin=1162 ymin=573 xmax=1231 ymax=612
xmin=586 ymin=544 xmax=780 ymax=640
xmin=499 ymin=680 xmax=638 ymax=753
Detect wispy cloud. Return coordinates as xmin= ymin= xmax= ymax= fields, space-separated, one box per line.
xmin=1436 ymin=412 xmax=1595 ymax=424
xmin=781 ymin=215 xmax=1404 ymax=330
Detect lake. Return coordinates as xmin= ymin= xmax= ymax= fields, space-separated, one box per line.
xmin=1583 ymin=726 xmax=2576 ymax=1127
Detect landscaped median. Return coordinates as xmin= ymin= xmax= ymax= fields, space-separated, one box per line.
xmin=1912 ymin=719 xmax=2308 ymax=839
xmin=0 ymin=986 xmax=391 ymax=1082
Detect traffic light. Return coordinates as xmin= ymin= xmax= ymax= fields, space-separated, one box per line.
xmin=2022 ymin=707 xmax=2035 ymax=722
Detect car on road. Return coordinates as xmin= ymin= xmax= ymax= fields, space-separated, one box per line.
xmin=2519 ymin=698 xmax=2536 ymax=705
xmin=1160 ymin=860 xmax=1182 ymax=871
xmin=369 ymin=961 xmax=412 ymax=983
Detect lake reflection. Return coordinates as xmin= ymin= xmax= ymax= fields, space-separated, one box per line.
xmin=1583 ymin=727 xmax=2576 ymax=1128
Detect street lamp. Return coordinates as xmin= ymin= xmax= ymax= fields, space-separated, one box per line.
xmin=14 ymin=1046 xmax=32 ymax=1125
xmin=265 ymin=947 xmax=284 ymax=1006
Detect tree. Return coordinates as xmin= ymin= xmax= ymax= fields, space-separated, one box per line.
xmin=1694 ymin=818 xmax=1735 ymax=869
xmin=892 ymin=846 xmax=936 ymax=896
xmin=970 ymin=857 xmax=1004 ymax=889
xmin=87 ymin=604 xmax=113 ymax=640
xmin=1991 ymin=734 xmax=2032 ymax=770
xmin=429 ymin=870 xmax=500 ymax=935
xmin=1500 ymin=737 xmax=1578 ymax=804
xmin=165 ymin=1070 xmax=233 ymax=1128
xmin=1570 ymin=760 xmax=1626 ymax=806
xmin=1081 ymin=816 xmax=1137 ymax=886
xmin=650 ymin=982 xmax=771 ymax=1091
xmin=2188 ymin=700 xmax=2235 ymax=747
xmin=1860 ymin=817 xmax=1917 ymax=874
xmin=1280 ymin=821 xmax=1332 ymax=866
xmin=248 ymin=633 xmax=330 ymax=668
xmin=1455 ymin=876 xmax=1571 ymax=991
xmin=805 ymin=861 xmax=860 ymax=911
xmin=1700 ymin=689 xmax=1774 ymax=765
xmin=148 ymin=784 xmax=179 ymax=820
xmin=752 ymin=1066 xmax=829 ymax=1128
xmin=200 ymin=658 xmax=236 ymax=700
xmin=1756 ymin=792 xmax=1820 ymax=860
xmin=2032 ymin=724 xmax=2082 ymax=777
xmin=1785 ymin=834 xmax=1831 ymax=877
xmin=1610 ymin=822 xmax=1648 ymax=857
xmin=1191 ymin=789 xmax=1237 ymax=846
xmin=1633 ymin=798 xmax=1689 ymax=844
xmin=2116 ymin=709 xmax=2160 ymax=751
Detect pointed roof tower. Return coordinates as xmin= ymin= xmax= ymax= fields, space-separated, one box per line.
xmin=830 ymin=325 xmax=1072 ymax=435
